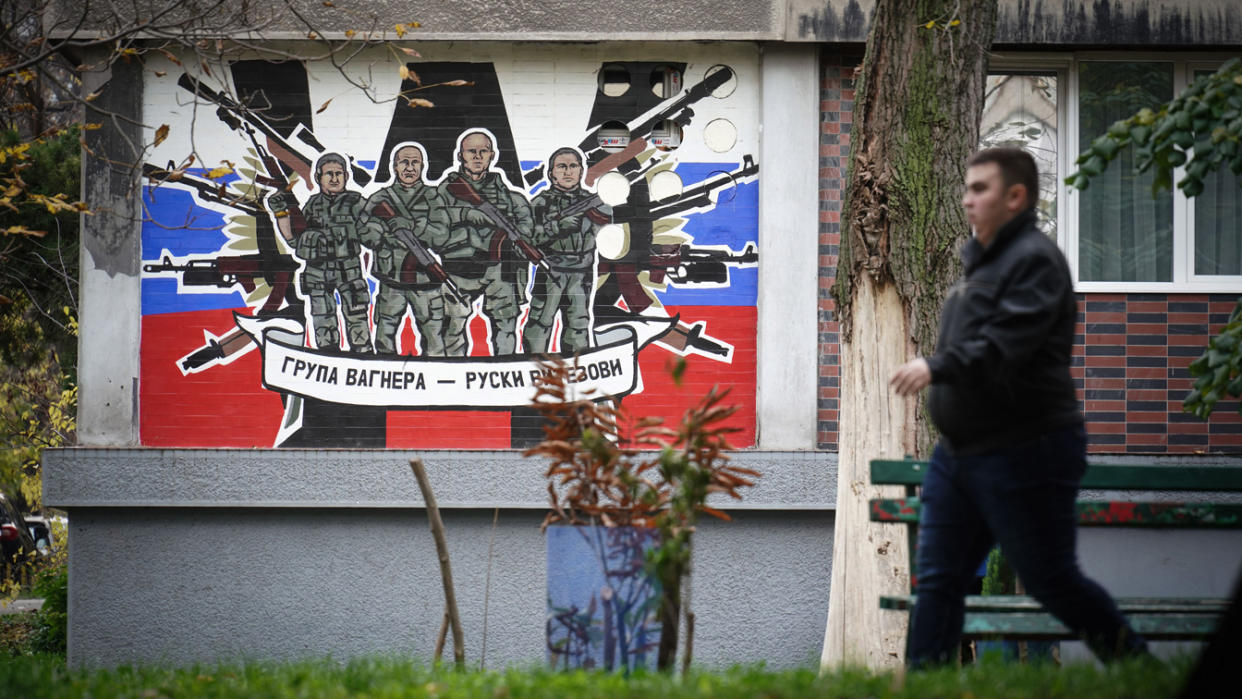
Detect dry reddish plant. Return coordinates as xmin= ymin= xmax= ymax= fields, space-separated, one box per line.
xmin=524 ymin=356 xmax=758 ymax=531
xmin=524 ymin=355 xmax=760 ymax=672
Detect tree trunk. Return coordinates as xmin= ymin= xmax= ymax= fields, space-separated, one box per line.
xmin=821 ymin=0 xmax=997 ymax=670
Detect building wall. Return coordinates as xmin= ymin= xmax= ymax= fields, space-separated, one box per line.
xmin=45 ymin=449 xmax=836 ymax=669
xmin=816 ymin=51 xmax=1242 ymax=454
xmin=53 ymin=40 xmax=830 ymax=669
xmin=138 ymin=42 xmax=764 ymax=449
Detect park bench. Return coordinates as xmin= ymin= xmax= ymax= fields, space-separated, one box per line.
xmin=869 ymin=458 xmax=1242 ymax=642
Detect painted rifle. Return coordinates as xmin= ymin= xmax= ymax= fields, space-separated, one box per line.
xmin=523 ymin=66 xmax=735 ymax=186
xmin=369 ymin=201 xmax=469 ymax=305
xmin=177 ymin=73 xmax=372 ymax=187
xmin=142 ymin=164 xmax=304 ymax=372
xmin=442 ymin=172 xmax=552 ymax=273
xmin=649 ymin=243 xmax=758 ymax=284
xmin=545 ymin=192 xmax=611 ymax=226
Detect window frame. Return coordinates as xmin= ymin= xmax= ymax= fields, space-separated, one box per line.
xmin=989 ymin=51 xmax=1242 ymax=294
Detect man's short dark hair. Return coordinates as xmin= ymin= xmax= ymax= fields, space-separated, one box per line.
xmin=968 ymin=147 xmax=1039 ymax=210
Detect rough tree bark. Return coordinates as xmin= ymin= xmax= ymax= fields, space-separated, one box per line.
xmin=821 ymin=0 xmax=997 ymax=670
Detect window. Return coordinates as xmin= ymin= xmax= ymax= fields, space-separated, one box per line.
xmin=990 ymin=54 xmax=1241 ymax=292
xmin=981 ymin=72 xmax=1060 ymax=241
xmin=1191 ymin=68 xmax=1242 ymax=277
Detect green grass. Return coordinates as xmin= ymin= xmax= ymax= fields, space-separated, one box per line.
xmin=0 ymin=654 xmax=1192 ymax=698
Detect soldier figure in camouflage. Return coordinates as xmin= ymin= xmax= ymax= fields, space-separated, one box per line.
xmin=271 ymin=153 xmax=371 ymax=352
xmin=362 ymin=143 xmax=453 ymax=356
xmin=524 ymin=147 xmax=610 ymax=355
xmin=437 ymin=130 xmax=535 ymax=356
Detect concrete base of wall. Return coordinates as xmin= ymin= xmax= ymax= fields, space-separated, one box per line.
xmin=64 ymin=506 xmax=834 ymax=669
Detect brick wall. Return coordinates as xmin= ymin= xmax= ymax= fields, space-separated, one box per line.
xmin=1077 ymin=293 xmax=1242 ymax=454
xmin=816 ymin=52 xmax=858 ymax=451
xmin=817 ymin=51 xmax=1242 ymax=455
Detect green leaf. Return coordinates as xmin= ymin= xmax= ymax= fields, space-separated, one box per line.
xmin=1227 ymin=375 xmax=1242 ymax=397
xmin=1129 ymin=124 xmax=1152 ymax=145
xmin=1080 ymin=155 xmax=1105 ymax=176
xmin=1092 ymin=136 xmax=1120 ymax=160
xmin=1189 ymin=354 xmax=1210 ymax=375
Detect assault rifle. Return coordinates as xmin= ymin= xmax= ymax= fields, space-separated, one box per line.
xmin=369 ymin=201 xmax=468 ymax=305
xmin=177 ymin=73 xmax=372 ymax=187
xmin=243 ymin=123 xmax=309 ymax=238
xmin=648 ymin=243 xmax=758 ymax=285
xmin=523 ymin=66 xmax=735 ymax=185
xmin=546 ymin=192 xmax=611 ymax=226
xmin=142 ymin=163 xmax=305 ymax=372
xmin=648 ymin=154 xmax=759 ymax=220
xmin=443 ymin=173 xmax=552 ymax=273
xmin=143 ymin=253 xmax=300 ymax=291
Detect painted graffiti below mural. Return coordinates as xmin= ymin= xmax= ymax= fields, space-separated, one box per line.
xmin=140 ymin=47 xmax=760 ymax=448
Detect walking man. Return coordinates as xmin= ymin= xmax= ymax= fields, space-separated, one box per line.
xmin=890 ymin=147 xmax=1148 ymax=667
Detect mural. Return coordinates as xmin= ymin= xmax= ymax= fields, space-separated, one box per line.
xmin=139 ymin=47 xmax=760 ymax=448
xmin=546 ymin=526 xmax=661 ymax=672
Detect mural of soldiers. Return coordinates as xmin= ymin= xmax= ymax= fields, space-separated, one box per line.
xmin=362 ymin=143 xmax=453 ymax=356
xmin=524 ymin=147 xmax=611 ymax=355
xmin=270 ymin=153 xmax=370 ymax=352
xmin=437 ymin=129 xmax=535 ymax=356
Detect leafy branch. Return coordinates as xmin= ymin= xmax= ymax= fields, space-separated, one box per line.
xmin=1067 ymin=58 xmax=1242 ymax=197
xmin=525 ymin=356 xmax=757 ymax=672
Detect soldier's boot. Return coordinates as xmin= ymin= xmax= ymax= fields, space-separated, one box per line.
xmin=309 ymin=292 xmax=341 ymax=350
xmin=561 ymin=289 xmax=593 ymax=354
xmin=443 ymin=313 xmax=471 ymax=356
xmin=416 ymin=316 xmax=447 ymax=356
xmin=372 ymin=285 xmax=406 ymax=355
xmin=490 ymin=315 xmax=518 ymax=356
xmin=342 ymin=281 xmax=373 ymax=353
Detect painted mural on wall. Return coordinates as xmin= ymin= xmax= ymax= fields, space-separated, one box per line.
xmin=139 ymin=45 xmax=759 ymax=448
xmin=546 ymin=526 xmax=661 ymax=672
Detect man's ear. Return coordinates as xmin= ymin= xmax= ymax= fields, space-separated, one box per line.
xmin=1006 ymin=183 xmax=1029 ymax=212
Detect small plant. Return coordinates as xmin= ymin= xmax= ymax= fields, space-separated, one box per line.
xmin=526 ymin=357 xmax=758 ymax=672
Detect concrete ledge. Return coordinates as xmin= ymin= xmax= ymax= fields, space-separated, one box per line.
xmin=43 ymin=449 xmax=837 ymax=510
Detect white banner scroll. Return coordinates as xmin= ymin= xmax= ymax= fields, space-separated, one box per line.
xmin=238 ymin=315 xmax=640 ymax=408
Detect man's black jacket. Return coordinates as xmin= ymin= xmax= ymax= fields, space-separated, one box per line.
xmin=926 ymin=208 xmax=1082 ymax=455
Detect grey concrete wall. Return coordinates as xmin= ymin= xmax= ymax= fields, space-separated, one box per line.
xmin=790 ymin=0 xmax=1242 ymax=45
xmin=77 ymin=50 xmax=142 ymax=446
xmin=49 ymin=0 xmax=786 ymax=41
xmin=61 ymin=504 xmax=834 ymax=669
xmin=757 ymin=44 xmax=821 ymax=450
xmin=45 ymin=449 xmax=837 ymax=668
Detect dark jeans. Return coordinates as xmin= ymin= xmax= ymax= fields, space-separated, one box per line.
xmin=907 ymin=424 xmax=1148 ymax=668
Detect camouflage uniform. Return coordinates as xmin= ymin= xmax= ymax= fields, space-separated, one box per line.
xmin=294 ymin=191 xmax=370 ymax=352
xmin=437 ymin=171 xmax=534 ymax=356
xmin=523 ymin=188 xmax=610 ymax=354
xmin=362 ymin=182 xmax=452 ymax=356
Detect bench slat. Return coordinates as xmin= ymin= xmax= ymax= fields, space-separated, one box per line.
xmin=960 ymin=612 xmax=1220 ymax=641
xmin=880 ymin=595 xmax=1231 ymax=613
xmin=871 ymin=459 xmax=1242 ymax=491
xmin=870 ymin=497 xmax=1242 ymax=528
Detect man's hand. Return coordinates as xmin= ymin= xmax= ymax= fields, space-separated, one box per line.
xmin=891 ymin=358 xmax=931 ymax=396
